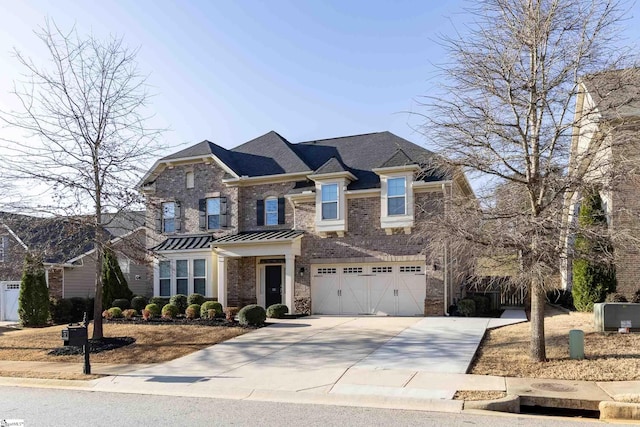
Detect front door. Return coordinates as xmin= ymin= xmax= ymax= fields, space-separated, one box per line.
xmin=265 ymin=265 xmax=282 ymax=307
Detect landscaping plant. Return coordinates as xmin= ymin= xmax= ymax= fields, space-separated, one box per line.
xmin=112 ymin=298 xmax=131 ymax=310
xmin=187 ymin=293 xmax=206 ymax=306
xmin=18 ymin=253 xmax=50 ymax=327
xmin=145 ymin=303 xmax=161 ymax=318
xmin=238 ymin=304 xmax=266 ymax=326
xmin=102 ymin=247 xmax=134 ymax=309
xmin=266 ymin=304 xmax=288 ymax=319
xmin=161 ymin=303 xmax=179 ymax=319
xmin=131 ymin=296 xmax=148 ymax=312
xmin=169 ymin=294 xmax=188 ymax=313
xmin=186 ymin=304 xmax=201 ymax=319
xmin=201 ymin=301 xmax=223 ymax=318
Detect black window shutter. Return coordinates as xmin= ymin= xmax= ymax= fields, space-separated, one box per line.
xmin=220 ymin=197 xmax=228 ymax=227
xmin=174 ymin=201 xmax=182 ymax=231
xmin=155 ymin=208 xmax=162 ymax=232
xmin=199 ymin=199 xmax=206 ymax=230
xmin=278 ymin=197 xmax=285 ymax=225
xmin=257 ymin=199 xmax=264 ymax=226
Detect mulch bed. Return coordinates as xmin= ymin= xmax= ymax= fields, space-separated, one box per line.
xmin=104 ymin=316 xmax=239 ymax=327
xmin=49 ymin=337 xmax=136 ymax=356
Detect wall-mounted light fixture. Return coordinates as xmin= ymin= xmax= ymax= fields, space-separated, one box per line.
xmin=299 ymin=267 xmax=305 ymax=277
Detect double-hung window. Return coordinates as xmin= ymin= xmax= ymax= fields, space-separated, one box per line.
xmin=176 ymin=260 xmax=189 ymax=295
xmin=207 ymin=198 xmax=221 ymax=229
xmin=321 ymin=184 xmax=338 ymax=220
xmin=265 ymin=197 xmax=278 ymax=225
xmin=159 ymin=261 xmax=171 ymax=296
xmin=162 ymin=202 xmax=175 ymax=233
xmin=193 ymin=259 xmax=206 ymax=295
xmin=387 ymin=177 xmax=406 ymax=215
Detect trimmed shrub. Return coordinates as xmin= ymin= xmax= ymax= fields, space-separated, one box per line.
xmin=469 ymin=295 xmax=490 ymax=315
xmin=186 ymin=304 xmax=201 ymax=319
xmin=49 ymin=298 xmax=74 ymax=324
xmin=102 ymin=248 xmax=134 ymax=309
xmin=142 ymin=308 xmax=151 ymax=320
xmin=605 ymin=293 xmax=628 ymax=303
xmin=149 ymin=296 xmax=169 ymax=307
xmin=131 ymin=296 xmax=148 ymax=313
xmin=238 ymin=304 xmax=267 ymax=326
xmin=123 ymin=309 xmax=137 ymax=319
xmin=69 ymin=297 xmax=88 ymax=322
xmin=107 ymin=307 xmax=123 ymax=318
xmin=162 ymin=303 xmax=179 ymax=319
xmin=632 ymin=289 xmax=640 ymax=304
xmin=187 ymin=293 xmax=206 ymax=306
xmin=201 ymin=301 xmax=223 ymax=318
xmin=457 ymin=298 xmax=476 ymax=317
xmin=225 ymin=306 xmax=240 ymax=321
xmin=207 ymin=309 xmax=216 ymax=319
xmin=19 ymin=253 xmax=50 ymax=327
xmin=170 ymin=294 xmax=188 ymax=313
xmin=112 ymin=298 xmax=130 ymax=310
xmin=102 ymin=309 xmax=112 ymax=319
xmin=266 ymin=304 xmax=289 ymax=319
xmin=145 ymin=303 xmax=161 ymax=318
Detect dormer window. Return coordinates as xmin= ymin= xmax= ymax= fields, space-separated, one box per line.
xmin=321 ymin=184 xmax=339 ymax=220
xmin=387 ymin=177 xmax=406 ymax=215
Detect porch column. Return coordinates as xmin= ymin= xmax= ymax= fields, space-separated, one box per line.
xmin=217 ymin=255 xmax=228 ymax=308
xmin=284 ymin=253 xmax=295 ymax=314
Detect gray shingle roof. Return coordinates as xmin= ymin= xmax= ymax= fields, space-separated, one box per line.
xmin=582 ymin=68 xmax=640 ymax=120
xmin=313 ymin=157 xmax=350 ymax=175
xmin=379 ymin=149 xmax=415 ymax=168
xmin=230 ymin=131 xmax=311 ymax=176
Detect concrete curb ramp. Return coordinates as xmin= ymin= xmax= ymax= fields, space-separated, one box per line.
xmin=463 ymin=395 xmax=520 ymax=413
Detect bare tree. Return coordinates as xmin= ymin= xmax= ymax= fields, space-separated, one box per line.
xmin=419 ymin=0 xmax=636 ymax=361
xmin=0 ymin=20 xmax=164 ymax=339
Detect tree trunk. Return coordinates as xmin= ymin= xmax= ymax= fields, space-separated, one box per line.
xmin=529 ymin=278 xmax=546 ymax=362
xmin=92 ymin=245 xmax=104 ymax=339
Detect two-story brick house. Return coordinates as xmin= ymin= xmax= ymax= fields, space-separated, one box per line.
xmin=141 ymin=131 xmax=473 ymax=316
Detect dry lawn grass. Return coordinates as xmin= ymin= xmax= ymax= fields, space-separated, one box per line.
xmin=454 ymin=390 xmax=507 ymax=401
xmin=0 ymin=322 xmax=246 ymax=364
xmin=470 ymin=305 xmax=640 ymax=381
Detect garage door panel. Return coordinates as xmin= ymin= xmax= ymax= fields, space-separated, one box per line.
xmin=369 ymin=274 xmax=395 ymax=315
xmin=341 ymin=273 xmax=367 ymax=315
xmin=311 ymin=269 xmax=340 ymax=315
xmin=397 ymin=273 xmax=426 ymax=316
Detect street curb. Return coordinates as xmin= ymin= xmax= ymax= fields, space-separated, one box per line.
xmin=599 ymin=401 xmax=640 ymax=420
xmin=463 ymin=395 xmax=520 ymax=413
xmin=0 ymin=376 xmax=96 ymax=390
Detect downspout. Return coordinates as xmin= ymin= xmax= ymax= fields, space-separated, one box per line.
xmin=442 ymin=182 xmax=449 ymax=315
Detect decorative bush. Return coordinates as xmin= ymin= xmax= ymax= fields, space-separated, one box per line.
xmin=145 ymin=303 xmax=161 ymax=318
xmin=107 ymin=307 xmax=123 ymax=318
xmin=149 ymin=296 xmax=169 ymax=307
xmin=605 ymin=293 xmax=628 ymax=303
xmin=266 ymin=304 xmax=289 ymax=319
xmin=225 ymin=306 xmax=240 ymax=321
xmin=207 ymin=309 xmax=216 ymax=319
xmin=102 ymin=248 xmax=134 ymax=309
xmin=142 ymin=308 xmax=151 ymax=320
xmin=123 ymin=309 xmax=137 ymax=319
xmin=19 ymin=253 xmax=50 ymax=327
xmin=201 ymin=301 xmax=223 ymax=318
xmin=186 ymin=304 xmax=201 ymax=319
xmin=112 ymin=298 xmax=131 ymax=310
xmin=102 ymin=309 xmax=112 ymax=320
xmin=131 ymin=296 xmax=148 ymax=312
xmin=69 ymin=297 xmax=89 ymax=322
xmin=49 ymin=298 xmax=74 ymax=324
xmin=162 ymin=303 xmax=179 ymax=319
xmin=469 ymin=295 xmax=490 ymax=315
xmin=456 ymin=298 xmax=476 ymax=317
xmin=238 ymin=304 xmax=267 ymax=326
xmin=633 ymin=289 xmax=640 ymax=304
xmin=187 ymin=293 xmax=206 ymax=306
xmin=170 ymin=294 xmax=188 ymax=313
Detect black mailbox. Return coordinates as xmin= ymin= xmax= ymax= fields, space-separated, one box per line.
xmin=61 ymin=324 xmax=88 ymax=347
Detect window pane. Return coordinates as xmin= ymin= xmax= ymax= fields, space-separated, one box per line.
xmin=322 ymin=202 xmax=338 ymax=220
xmin=194 ymin=278 xmax=206 ymax=295
xmin=177 ymin=278 xmax=188 ymax=295
xmin=208 ymin=215 xmax=220 ymax=229
xmin=207 ymin=198 xmax=220 ymax=214
xmin=186 ymin=171 xmax=194 ymax=188
xmin=193 ymin=259 xmax=206 ymax=277
xmin=163 ymin=218 xmax=175 ymax=233
xmin=265 ymin=198 xmax=278 ymax=225
xmin=176 ymin=260 xmax=188 ymax=278
xmin=160 ymin=279 xmax=170 ymax=296
xmin=388 ymin=178 xmax=406 ymax=197
xmin=321 ymin=184 xmax=338 ymax=202
xmin=159 ymin=261 xmax=170 ymax=278
xmin=163 ymin=202 xmax=175 ymax=219
xmin=388 ymin=197 xmax=406 ymax=215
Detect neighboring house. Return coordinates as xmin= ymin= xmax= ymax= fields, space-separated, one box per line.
xmin=564 ymin=68 xmax=640 ymax=298
xmin=0 ymin=212 xmax=151 ymax=306
xmin=142 ymin=131 xmax=473 ymax=316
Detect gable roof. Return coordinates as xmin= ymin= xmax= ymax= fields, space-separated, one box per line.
xmin=581 ymin=68 xmax=640 ymax=120
xmin=230 ymin=131 xmax=311 ymax=176
xmin=313 ymin=157 xmax=350 ymax=175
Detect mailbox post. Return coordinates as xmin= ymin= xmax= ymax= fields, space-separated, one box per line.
xmin=61 ymin=312 xmax=91 ymax=374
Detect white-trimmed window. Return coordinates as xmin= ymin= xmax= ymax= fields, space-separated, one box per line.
xmin=162 ymin=202 xmax=175 ymax=233
xmin=207 ymin=198 xmax=221 ymax=229
xmin=321 ymin=183 xmax=338 ymax=220
xmin=193 ymin=259 xmax=206 ymax=295
xmin=265 ymin=197 xmax=278 ymax=225
xmin=176 ymin=260 xmax=188 ymax=295
xmin=387 ymin=177 xmax=406 ymax=215
xmin=159 ymin=261 xmax=171 ymax=296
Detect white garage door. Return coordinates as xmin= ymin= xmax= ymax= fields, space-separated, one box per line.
xmin=1 ymin=282 xmax=20 ymax=321
xmin=311 ymin=263 xmax=426 ymax=316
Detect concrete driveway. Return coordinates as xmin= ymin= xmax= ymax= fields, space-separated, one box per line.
xmin=91 ymin=313 xmax=524 ymax=405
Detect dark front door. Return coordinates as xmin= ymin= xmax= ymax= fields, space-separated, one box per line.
xmin=265 ymin=265 xmax=282 ymax=307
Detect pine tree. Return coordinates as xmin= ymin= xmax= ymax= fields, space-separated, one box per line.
xmin=102 ymin=248 xmax=133 ymax=309
xmin=18 ymin=253 xmax=50 ymax=326
xmin=572 ymin=190 xmax=617 ymax=312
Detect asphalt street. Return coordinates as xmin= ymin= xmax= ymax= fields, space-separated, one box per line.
xmin=0 ymin=387 xmax=604 ymax=427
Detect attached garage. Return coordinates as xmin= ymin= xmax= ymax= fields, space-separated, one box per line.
xmin=311 ymin=263 xmax=426 ymax=316
xmin=1 ymin=282 xmax=20 ymax=321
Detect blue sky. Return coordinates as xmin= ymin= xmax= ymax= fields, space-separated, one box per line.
xmin=1 ymin=0 xmax=639 ymax=157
